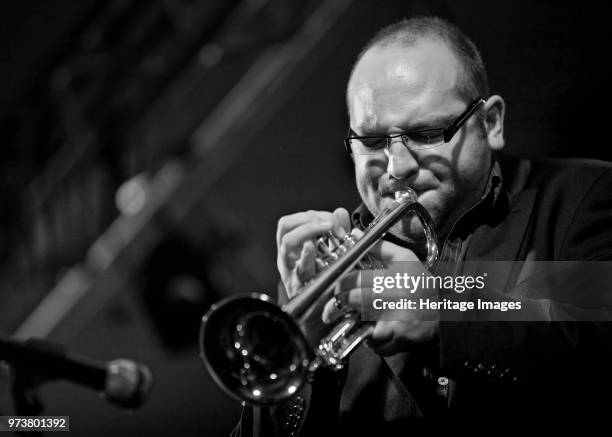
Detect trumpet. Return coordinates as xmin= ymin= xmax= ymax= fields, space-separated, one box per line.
xmin=199 ymin=188 xmax=438 ymax=405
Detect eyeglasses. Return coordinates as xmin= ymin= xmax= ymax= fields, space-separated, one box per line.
xmin=344 ymin=97 xmax=485 ymax=155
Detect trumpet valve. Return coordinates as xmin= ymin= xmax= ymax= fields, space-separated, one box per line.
xmin=315 ymin=231 xmax=359 ymax=268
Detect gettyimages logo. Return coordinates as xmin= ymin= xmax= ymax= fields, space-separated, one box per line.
xmin=372 ymin=271 xmax=487 ymax=294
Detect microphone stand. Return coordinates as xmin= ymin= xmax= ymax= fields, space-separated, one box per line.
xmin=10 ymin=366 xmax=45 ymax=416
xmin=2 ymin=337 xmax=48 ymax=436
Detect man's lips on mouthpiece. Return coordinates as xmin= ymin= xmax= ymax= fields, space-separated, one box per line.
xmin=381 ymin=186 xmax=429 ymax=198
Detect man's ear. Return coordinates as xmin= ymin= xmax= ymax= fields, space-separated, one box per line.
xmin=484 ymin=95 xmax=505 ymax=151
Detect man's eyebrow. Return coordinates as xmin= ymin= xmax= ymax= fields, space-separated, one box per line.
xmin=403 ymin=114 xmax=454 ymax=130
xmin=351 ymin=114 xmax=455 ymax=136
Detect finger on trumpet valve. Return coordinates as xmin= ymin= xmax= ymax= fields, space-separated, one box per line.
xmin=328 ymin=234 xmax=355 ymax=258
xmin=343 ymin=234 xmax=356 ymax=248
xmin=315 ymin=257 xmax=329 ymax=270
xmin=316 ymin=235 xmax=339 ymax=262
xmin=326 ymin=230 xmax=341 ymax=249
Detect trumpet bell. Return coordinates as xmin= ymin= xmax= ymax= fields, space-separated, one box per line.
xmin=199 ymin=293 xmax=312 ymax=405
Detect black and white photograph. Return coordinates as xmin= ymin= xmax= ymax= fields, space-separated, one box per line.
xmin=1 ymin=0 xmax=611 ymax=435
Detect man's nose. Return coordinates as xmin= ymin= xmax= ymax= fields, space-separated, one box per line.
xmin=384 ymin=138 xmax=419 ymax=180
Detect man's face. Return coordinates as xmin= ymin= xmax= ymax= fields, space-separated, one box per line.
xmin=347 ymin=39 xmax=494 ymax=242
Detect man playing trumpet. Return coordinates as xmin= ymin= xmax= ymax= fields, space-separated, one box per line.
xmin=243 ymin=16 xmax=612 ymax=434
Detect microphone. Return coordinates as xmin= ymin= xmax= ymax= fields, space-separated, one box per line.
xmin=0 ymin=336 xmax=153 ymax=409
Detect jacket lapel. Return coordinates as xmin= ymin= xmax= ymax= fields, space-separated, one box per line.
xmin=465 ymin=156 xmax=537 ymax=292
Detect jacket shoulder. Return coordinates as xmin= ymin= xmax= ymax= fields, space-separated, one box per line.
xmin=527 ymin=156 xmax=612 ymax=187
xmin=505 ymin=155 xmax=612 ymax=259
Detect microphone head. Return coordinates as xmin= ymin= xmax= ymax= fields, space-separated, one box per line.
xmin=104 ymin=359 xmax=153 ymax=409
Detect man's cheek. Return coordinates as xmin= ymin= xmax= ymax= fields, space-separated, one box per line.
xmin=357 ymin=177 xmax=379 ymax=206
xmin=423 ymin=186 xmax=452 ymax=217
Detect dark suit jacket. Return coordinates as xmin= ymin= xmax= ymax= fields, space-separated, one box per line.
xmin=237 ymin=154 xmax=612 ymax=435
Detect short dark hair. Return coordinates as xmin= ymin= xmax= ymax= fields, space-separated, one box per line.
xmin=349 ymin=16 xmax=489 ymax=103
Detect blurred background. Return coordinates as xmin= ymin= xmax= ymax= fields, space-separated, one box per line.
xmin=0 ymin=0 xmax=610 ymax=435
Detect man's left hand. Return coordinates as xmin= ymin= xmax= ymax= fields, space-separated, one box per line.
xmin=321 ymin=232 xmax=439 ymax=356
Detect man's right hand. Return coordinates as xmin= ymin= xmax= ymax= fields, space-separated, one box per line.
xmin=276 ymin=208 xmax=351 ymax=299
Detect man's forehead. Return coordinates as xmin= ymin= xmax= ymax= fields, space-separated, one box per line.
xmin=348 ymin=40 xmax=460 ymax=106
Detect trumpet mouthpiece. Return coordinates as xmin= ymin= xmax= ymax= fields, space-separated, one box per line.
xmin=394 ymin=189 xmax=417 ymax=203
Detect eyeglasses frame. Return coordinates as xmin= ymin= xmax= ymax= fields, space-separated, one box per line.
xmin=343 ymin=97 xmax=486 ymax=155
